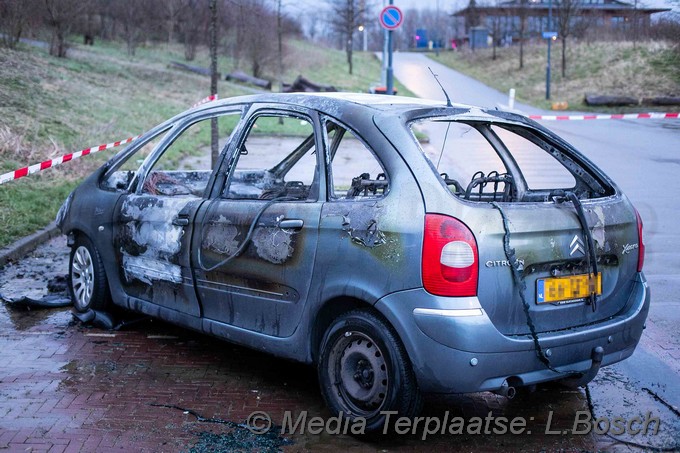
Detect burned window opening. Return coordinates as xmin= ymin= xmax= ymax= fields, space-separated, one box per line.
xmin=100 ymin=126 xmax=172 ymax=193
xmin=138 ymin=114 xmax=239 ymax=198
xmin=324 ymin=119 xmax=390 ymax=201
xmin=411 ymin=118 xmax=614 ymax=204
xmin=492 ymin=124 xmax=609 ymax=199
xmin=223 ymin=112 xmax=319 ymax=202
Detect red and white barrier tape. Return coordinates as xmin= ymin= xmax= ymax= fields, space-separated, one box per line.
xmin=191 ymin=94 xmax=218 ymax=109
xmin=529 ymin=112 xmax=679 ymax=121
xmin=1 ymin=94 xmax=221 ymax=186
xmin=0 ymin=135 xmax=142 ymax=185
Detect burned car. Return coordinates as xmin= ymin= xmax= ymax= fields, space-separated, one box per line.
xmin=57 ymin=93 xmax=649 ymax=432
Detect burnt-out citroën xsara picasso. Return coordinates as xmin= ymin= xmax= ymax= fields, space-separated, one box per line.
xmin=57 ymin=93 xmax=649 ymax=431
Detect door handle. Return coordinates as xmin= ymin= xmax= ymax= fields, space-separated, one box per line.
xmin=278 ymin=219 xmax=304 ymax=229
xmin=172 ymin=217 xmax=189 ymax=226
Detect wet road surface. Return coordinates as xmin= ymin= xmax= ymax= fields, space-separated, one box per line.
xmin=1 ymin=236 xmax=679 ymax=452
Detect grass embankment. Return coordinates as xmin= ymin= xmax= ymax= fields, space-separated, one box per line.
xmin=284 ymin=40 xmax=414 ymax=95
xmin=430 ymin=41 xmax=680 ymax=111
xmin=0 ymin=39 xmax=408 ymax=248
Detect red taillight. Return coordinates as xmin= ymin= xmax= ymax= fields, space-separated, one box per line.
xmin=422 ymin=214 xmax=479 ymax=296
xmin=635 ymin=208 xmax=645 ymax=272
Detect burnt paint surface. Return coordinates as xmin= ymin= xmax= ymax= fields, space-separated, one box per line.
xmin=306 ymin=109 xmax=426 ymax=311
xmin=338 ymin=203 xmax=388 ymax=248
xmin=114 ymin=194 xmax=203 ymax=317
xmin=478 ymin=197 xmax=641 ymax=336
xmin=193 ymin=200 xmax=321 ymax=337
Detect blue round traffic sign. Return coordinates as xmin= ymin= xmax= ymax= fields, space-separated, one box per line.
xmin=380 ymin=5 xmax=403 ymax=31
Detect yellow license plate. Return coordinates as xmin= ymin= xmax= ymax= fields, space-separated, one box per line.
xmin=537 ymin=273 xmax=602 ymax=304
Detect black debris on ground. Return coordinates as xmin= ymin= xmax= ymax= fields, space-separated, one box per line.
xmin=47 ymin=275 xmax=68 ymax=293
xmin=188 ymin=428 xmax=294 ymax=453
xmin=0 ymin=293 xmax=71 ymax=309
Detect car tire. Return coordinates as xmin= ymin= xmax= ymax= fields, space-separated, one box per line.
xmin=68 ymin=235 xmax=111 ymax=313
xmin=318 ymin=309 xmax=422 ymax=433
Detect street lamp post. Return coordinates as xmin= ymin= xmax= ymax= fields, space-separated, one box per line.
xmin=358 ymin=25 xmax=367 ymax=51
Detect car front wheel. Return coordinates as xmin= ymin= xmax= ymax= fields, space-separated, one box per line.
xmin=69 ymin=236 xmax=110 ymax=313
xmin=318 ymin=309 xmax=422 ymax=433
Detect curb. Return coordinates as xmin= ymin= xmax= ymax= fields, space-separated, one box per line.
xmin=0 ymin=222 xmax=61 ymax=268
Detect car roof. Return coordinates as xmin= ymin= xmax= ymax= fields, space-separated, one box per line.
xmin=194 ymin=92 xmax=537 ymax=124
xmin=196 ymin=92 xmax=467 ymax=113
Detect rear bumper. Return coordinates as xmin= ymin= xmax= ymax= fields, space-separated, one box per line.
xmin=374 ymin=273 xmax=650 ymax=393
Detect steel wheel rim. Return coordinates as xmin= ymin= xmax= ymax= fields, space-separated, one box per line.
xmin=71 ymin=246 xmax=95 ymax=310
xmin=329 ymin=331 xmax=389 ymax=417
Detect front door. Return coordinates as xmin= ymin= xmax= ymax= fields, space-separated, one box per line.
xmin=113 ymin=110 xmax=242 ymax=316
xmin=193 ymin=109 xmax=323 ymax=337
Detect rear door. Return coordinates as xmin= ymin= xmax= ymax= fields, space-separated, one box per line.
xmin=192 ymin=108 xmax=323 ymax=337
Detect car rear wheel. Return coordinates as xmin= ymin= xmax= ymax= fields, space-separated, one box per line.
xmin=69 ymin=236 xmax=110 ymax=313
xmin=318 ymin=309 xmax=422 ymax=433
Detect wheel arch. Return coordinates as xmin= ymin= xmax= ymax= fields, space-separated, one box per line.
xmin=65 ymin=228 xmax=86 ymax=247
xmin=310 ymin=296 xmax=404 ymax=365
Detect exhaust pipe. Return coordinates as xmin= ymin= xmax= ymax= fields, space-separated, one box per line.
xmin=493 ymin=380 xmax=516 ymax=399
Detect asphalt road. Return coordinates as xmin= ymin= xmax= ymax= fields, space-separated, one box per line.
xmin=393 ymin=51 xmax=680 ymax=408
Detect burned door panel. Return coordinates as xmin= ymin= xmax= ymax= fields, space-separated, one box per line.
xmin=114 ymin=194 xmax=203 ymax=316
xmin=193 ymin=109 xmax=323 ymax=337
xmin=111 ymin=109 xmax=241 ymax=317
xmin=193 ymin=200 xmax=320 ymax=337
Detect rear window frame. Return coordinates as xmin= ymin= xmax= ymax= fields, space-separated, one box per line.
xmin=408 ymin=115 xmax=614 ymax=203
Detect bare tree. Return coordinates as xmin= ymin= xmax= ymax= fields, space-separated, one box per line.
xmin=326 ymin=0 xmax=367 ymax=74
xmin=555 ymin=0 xmax=582 ymax=77
xmin=516 ymin=0 xmax=529 ymax=69
xmin=91 ymin=0 xmax=116 ymax=42
xmin=109 ymin=0 xmax=147 ymax=57
xmin=465 ymin=0 xmax=481 ymax=33
xmin=0 ymin=0 xmax=37 ymax=49
xmin=304 ymin=11 xmax=321 ymax=40
xmin=486 ymin=0 xmax=506 ymax=60
xmin=229 ymin=0 xmax=279 ymax=78
xmin=44 ymin=0 xmax=84 ymax=57
xmin=277 ymin=0 xmax=284 ymax=92
xmin=401 ymin=8 xmax=440 ymax=50
xmin=180 ymin=0 xmax=208 ymax=60
xmin=649 ymin=9 xmax=680 ymax=54
xmin=160 ymin=0 xmax=190 ymax=45
xmin=229 ymin=0 xmax=247 ymax=70
xmin=631 ymin=0 xmax=644 ymax=49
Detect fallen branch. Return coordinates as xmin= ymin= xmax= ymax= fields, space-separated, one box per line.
xmin=225 ymin=70 xmax=272 ymax=90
